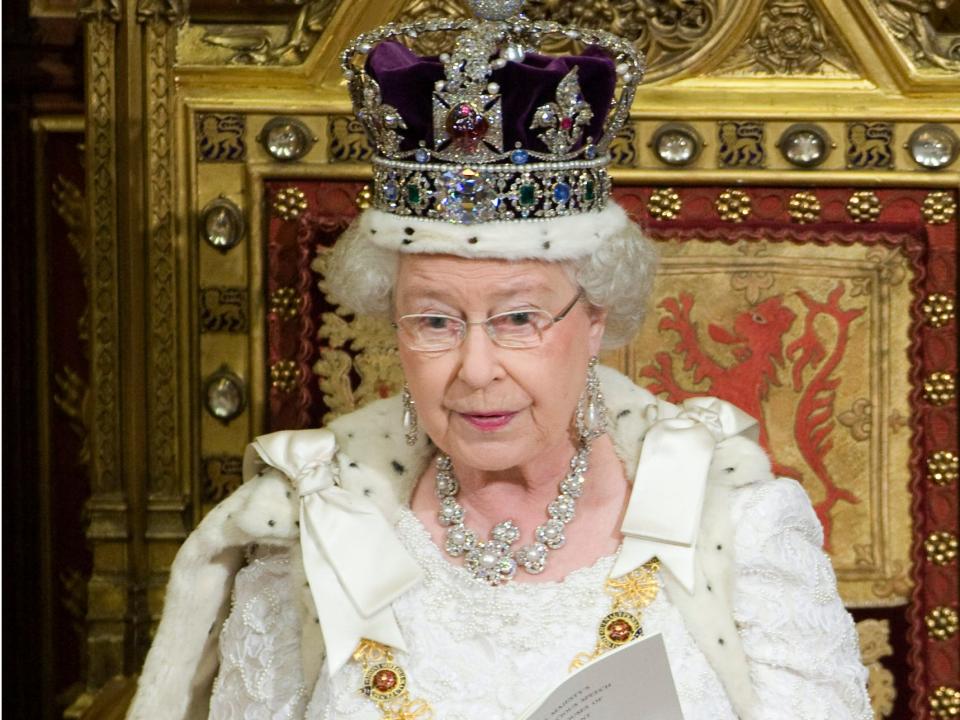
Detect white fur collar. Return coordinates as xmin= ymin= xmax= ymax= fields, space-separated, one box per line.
xmin=129 ymin=366 xmax=772 ymax=720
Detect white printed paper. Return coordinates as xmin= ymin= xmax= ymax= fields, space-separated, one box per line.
xmin=518 ymin=634 xmax=684 ymax=720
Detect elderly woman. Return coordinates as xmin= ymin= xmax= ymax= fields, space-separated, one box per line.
xmin=128 ymin=4 xmax=871 ymax=720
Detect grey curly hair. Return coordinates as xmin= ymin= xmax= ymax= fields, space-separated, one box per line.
xmin=323 ymin=214 xmax=659 ymax=349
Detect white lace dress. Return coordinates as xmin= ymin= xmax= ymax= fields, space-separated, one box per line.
xmin=209 ymin=477 xmax=871 ymax=720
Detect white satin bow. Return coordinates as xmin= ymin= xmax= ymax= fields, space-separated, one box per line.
xmin=611 ymin=397 xmax=759 ymax=592
xmin=248 ymin=429 xmax=423 ymax=676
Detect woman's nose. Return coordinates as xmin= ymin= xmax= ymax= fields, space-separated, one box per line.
xmin=455 ymin=322 xmax=505 ymax=389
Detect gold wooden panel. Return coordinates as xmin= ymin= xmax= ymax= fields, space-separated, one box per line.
xmin=73 ymin=0 xmax=958 ymax=708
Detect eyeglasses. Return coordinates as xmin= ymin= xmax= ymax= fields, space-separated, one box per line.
xmin=395 ymin=288 xmax=585 ymax=352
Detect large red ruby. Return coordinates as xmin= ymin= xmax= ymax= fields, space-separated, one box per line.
xmin=607 ymin=619 xmax=632 ymax=642
xmin=446 ymin=103 xmax=489 ymax=152
xmin=373 ymin=669 xmax=398 ymax=692
xmin=560 ymin=117 xmax=574 ymax=130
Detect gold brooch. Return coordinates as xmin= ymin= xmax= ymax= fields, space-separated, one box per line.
xmin=570 ymin=559 xmax=661 ymax=671
xmin=354 ymin=640 xmax=435 ymax=719
xmin=599 ymin=610 xmax=642 ymax=648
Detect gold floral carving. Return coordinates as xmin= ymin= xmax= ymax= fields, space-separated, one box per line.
xmin=52 ymin=169 xmax=93 ymax=461
xmin=846 ymin=122 xmax=895 ymax=170
xmin=328 ymin=116 xmax=374 ymax=163
xmin=53 ymin=175 xmax=88 ymax=280
xmin=923 ymin=371 xmax=956 ymax=406
xmin=838 ymin=398 xmax=873 ymax=441
xmin=312 ymin=250 xmax=403 ymax=422
xmin=136 ymin=0 xmax=185 ymax=22
xmin=144 ymin=12 xmax=179 ymax=494
xmin=922 ymin=293 xmax=956 ymax=328
xmin=78 ymin=0 xmax=120 ymax=21
xmin=54 ymin=365 xmax=92 ymax=466
xmin=80 ymin=1 xmax=126 ymax=692
xmin=718 ymin=121 xmax=765 ymax=168
xmin=925 ymin=531 xmax=959 ymax=565
xmin=715 ymin=188 xmax=752 ymax=221
xmin=856 ymin=619 xmax=896 ymax=719
xmin=716 ymin=0 xmax=857 ymax=76
xmin=873 ymin=0 xmax=960 ymax=73
xmin=648 ymin=188 xmax=681 ymax=220
xmin=394 ymin=0 xmax=735 ymax=80
xmin=922 ymin=191 xmax=957 ymax=225
xmin=926 ymin=606 xmax=959 ymax=641
xmin=270 ymin=286 xmax=300 ymax=321
xmin=272 ymin=187 xmax=309 ymax=221
xmin=394 ymin=0 xmax=471 ymax=56
xmin=928 ymin=450 xmax=958 ymax=486
xmin=525 ymin=0 xmax=727 ymax=81
xmin=847 ymin=190 xmax=882 ymax=222
xmin=930 ymin=686 xmax=960 ymax=719
xmin=83 ymin=10 xmax=121 ymax=495
xmin=201 ymin=0 xmax=340 ymax=65
xmin=788 ymin=191 xmax=821 ymax=223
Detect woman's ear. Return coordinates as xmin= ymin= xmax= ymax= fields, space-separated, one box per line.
xmin=587 ymin=305 xmax=608 ymax=357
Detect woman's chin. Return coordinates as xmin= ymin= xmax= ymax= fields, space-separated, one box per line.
xmin=442 ymin=435 xmax=536 ymax=473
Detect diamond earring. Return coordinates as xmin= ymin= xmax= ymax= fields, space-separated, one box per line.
xmin=575 ymin=356 xmax=607 ymax=442
xmin=402 ymin=384 xmax=419 ymax=446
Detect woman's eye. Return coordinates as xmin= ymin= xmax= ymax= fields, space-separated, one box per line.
xmin=505 ymin=311 xmax=532 ymax=326
xmin=424 ymin=316 xmax=449 ymax=330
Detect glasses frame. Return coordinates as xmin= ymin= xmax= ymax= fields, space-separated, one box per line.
xmin=394 ymin=287 xmax=585 ymax=352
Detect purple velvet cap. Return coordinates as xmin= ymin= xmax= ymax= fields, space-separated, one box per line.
xmin=367 ymin=41 xmax=616 ymax=155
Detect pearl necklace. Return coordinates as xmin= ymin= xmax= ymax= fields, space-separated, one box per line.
xmin=435 ymin=441 xmax=591 ymax=585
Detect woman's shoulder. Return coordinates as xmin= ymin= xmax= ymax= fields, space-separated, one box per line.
xmin=730 ymin=473 xmax=824 ymax=549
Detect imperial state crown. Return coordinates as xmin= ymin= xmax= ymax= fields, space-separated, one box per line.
xmin=340 ymin=0 xmax=644 ymax=226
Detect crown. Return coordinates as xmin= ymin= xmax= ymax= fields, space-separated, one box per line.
xmin=340 ymin=0 xmax=644 ymax=226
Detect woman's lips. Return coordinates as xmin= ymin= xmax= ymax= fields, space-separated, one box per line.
xmin=458 ymin=411 xmax=517 ymax=431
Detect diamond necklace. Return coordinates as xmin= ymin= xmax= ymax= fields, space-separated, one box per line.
xmin=435 ymin=440 xmax=591 ymax=586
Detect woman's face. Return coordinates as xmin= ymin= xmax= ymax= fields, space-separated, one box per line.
xmin=395 ymin=253 xmax=606 ymax=472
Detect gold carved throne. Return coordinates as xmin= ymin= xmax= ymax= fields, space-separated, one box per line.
xmin=28 ymin=1 xmax=958 ymax=718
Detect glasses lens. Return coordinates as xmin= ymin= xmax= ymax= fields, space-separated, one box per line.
xmin=487 ymin=309 xmax=551 ymax=348
xmin=398 ymin=314 xmax=462 ymax=350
